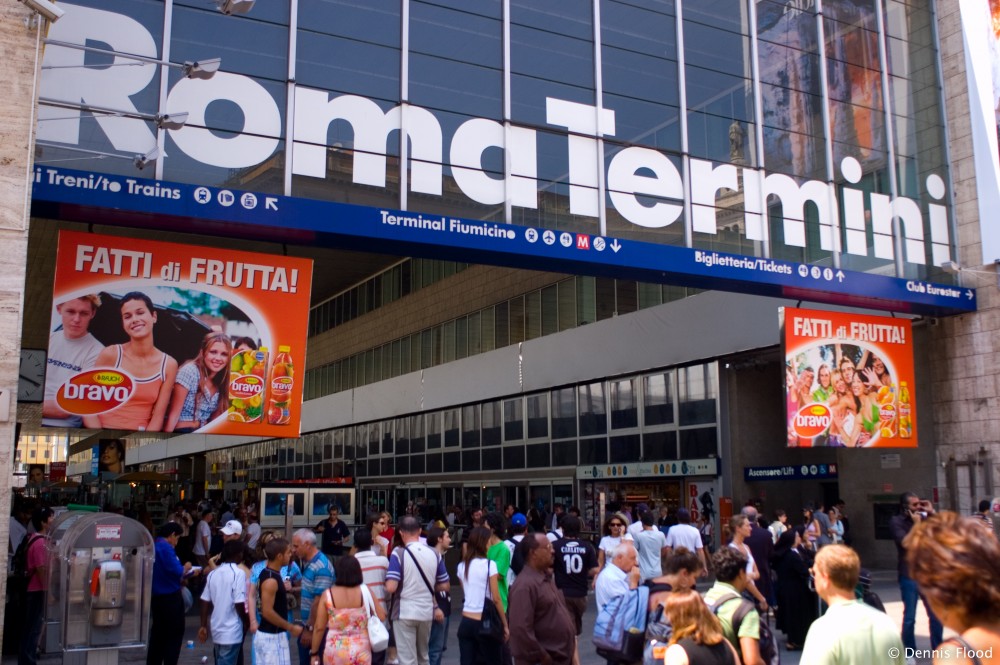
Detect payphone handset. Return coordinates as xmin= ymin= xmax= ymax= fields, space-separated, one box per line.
xmin=90 ymin=560 xmax=124 ymax=610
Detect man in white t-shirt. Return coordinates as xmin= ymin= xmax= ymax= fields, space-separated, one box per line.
xmin=664 ymin=508 xmax=707 ymax=573
xmin=626 ymin=503 xmax=649 ymax=541
xmin=193 ymin=510 xmax=214 ymax=567
xmin=199 ymin=540 xmax=248 ymax=665
xmin=43 ymin=294 xmax=105 ymax=427
xmin=385 ymin=516 xmax=450 ymax=665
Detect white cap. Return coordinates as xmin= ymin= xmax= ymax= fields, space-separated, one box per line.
xmin=220 ymin=520 xmax=243 ymax=536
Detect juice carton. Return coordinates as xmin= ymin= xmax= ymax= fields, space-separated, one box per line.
xmin=228 ymin=346 xmax=268 ymax=423
xmin=267 ymin=345 xmax=293 ymax=425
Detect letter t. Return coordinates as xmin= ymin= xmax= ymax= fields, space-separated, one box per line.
xmin=545 ymin=98 xmax=616 ymax=218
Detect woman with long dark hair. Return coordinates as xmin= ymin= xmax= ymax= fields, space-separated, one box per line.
xmin=166 ymin=331 xmax=231 ymax=432
xmin=84 ymin=292 xmax=178 ymax=431
xmin=455 ymin=526 xmax=508 ymax=665
xmin=771 ymin=527 xmax=816 ymax=651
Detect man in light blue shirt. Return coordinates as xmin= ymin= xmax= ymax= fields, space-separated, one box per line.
xmin=633 ymin=512 xmax=668 ymax=581
xmin=594 ymin=542 xmax=639 ymax=611
xmin=292 ymin=528 xmax=335 ymax=665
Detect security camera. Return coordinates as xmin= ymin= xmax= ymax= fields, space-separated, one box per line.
xmin=133 ymin=146 xmax=162 ymax=170
xmin=19 ymin=0 xmax=65 ymax=22
xmin=216 ymin=0 xmax=254 ymax=15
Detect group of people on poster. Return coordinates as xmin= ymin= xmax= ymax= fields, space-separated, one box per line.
xmin=43 ymin=291 xmax=257 ymax=433
xmin=786 ymin=346 xmax=896 ymax=448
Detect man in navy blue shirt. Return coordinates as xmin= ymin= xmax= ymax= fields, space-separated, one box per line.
xmin=151 ymin=522 xmax=197 ymax=665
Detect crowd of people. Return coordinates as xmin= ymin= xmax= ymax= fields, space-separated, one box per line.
xmin=9 ymin=493 xmax=999 ymax=665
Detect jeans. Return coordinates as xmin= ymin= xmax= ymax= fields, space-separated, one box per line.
xmin=428 ymin=615 xmax=450 ymax=665
xmin=457 ymin=616 xmax=502 ymax=665
xmin=900 ymin=574 xmax=943 ymax=650
xmin=214 ymin=643 xmax=242 ymax=665
xmin=395 ymin=618 xmax=432 ymax=665
xmin=147 ymin=590 xmax=186 ymax=665
xmin=18 ymin=591 xmax=45 ymax=665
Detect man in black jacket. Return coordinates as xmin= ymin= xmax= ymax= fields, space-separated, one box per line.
xmin=888 ymin=491 xmax=943 ymax=652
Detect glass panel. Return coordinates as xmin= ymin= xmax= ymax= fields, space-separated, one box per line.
xmin=462 ymin=449 xmax=480 ymax=471
xmin=410 ymin=415 xmax=425 ymax=453
xmin=579 ymin=382 xmax=607 ymax=436
xmin=610 ymin=434 xmax=641 ymax=463
xmin=541 ymin=285 xmax=559 ymax=336
xmin=643 ymin=430 xmax=678 ymax=460
xmin=552 ymin=440 xmax=577 ymax=467
xmin=482 ymin=401 xmax=502 ymax=446
xmin=443 ymin=408 xmax=460 ymax=447
xmin=643 ymin=372 xmax=674 ymax=426
xmin=503 ymin=445 xmax=525 ymax=469
xmin=526 ymin=443 xmax=551 ymax=468
xmin=610 ymin=378 xmax=639 ymax=429
xmin=525 ymin=291 xmax=541 ymax=341
xmin=462 ymin=405 xmax=481 ymax=448
xmin=443 ymin=451 xmax=460 ymax=472
xmin=482 ymin=447 xmax=502 ymax=471
xmin=678 ymin=364 xmax=718 ymax=426
xmin=427 ymin=453 xmax=442 ymax=473
xmin=526 ymin=393 xmax=549 ymax=439
xmin=679 ymin=428 xmax=719 ymax=458
xmin=580 ymin=437 xmax=608 ymax=465
xmin=504 ymin=398 xmax=524 ymax=441
xmin=426 ymin=412 xmax=442 ymax=449
xmin=551 ymin=388 xmax=577 ymax=439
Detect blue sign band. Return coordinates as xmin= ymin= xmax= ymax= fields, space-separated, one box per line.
xmin=744 ymin=464 xmax=839 ymax=481
xmin=31 ymin=167 xmax=976 ymax=316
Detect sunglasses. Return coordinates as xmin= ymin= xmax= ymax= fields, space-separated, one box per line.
xmin=610 ymin=523 xmax=623 ymax=528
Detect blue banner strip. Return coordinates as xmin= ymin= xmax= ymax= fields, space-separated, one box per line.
xmin=30 ymin=166 xmax=976 ymax=316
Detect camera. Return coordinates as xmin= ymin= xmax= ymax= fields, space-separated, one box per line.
xmin=18 ymin=0 xmax=65 ymax=22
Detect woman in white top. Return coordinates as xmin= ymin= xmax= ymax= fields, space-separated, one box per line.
xmin=597 ymin=516 xmax=634 ymax=570
xmin=727 ymin=514 xmax=769 ymax=610
xmin=455 ymin=526 xmax=508 ymax=665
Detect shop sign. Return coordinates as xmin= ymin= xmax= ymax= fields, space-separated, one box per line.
xmin=744 ymin=464 xmax=839 ymax=481
xmin=781 ymin=307 xmax=917 ymax=448
xmin=39 ymin=4 xmax=956 ymax=273
xmin=49 ymin=462 xmax=67 ymax=481
xmin=577 ymin=458 xmax=718 ymax=480
xmin=47 ymin=231 xmax=313 ymax=436
xmin=32 ymin=167 xmax=975 ymax=316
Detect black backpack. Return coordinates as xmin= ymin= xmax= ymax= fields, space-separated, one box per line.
xmin=12 ymin=534 xmax=43 ymax=581
xmin=710 ymin=592 xmax=780 ymax=665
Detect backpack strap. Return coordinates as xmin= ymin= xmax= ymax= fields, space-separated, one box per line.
xmin=710 ymin=591 xmax=753 ymax=635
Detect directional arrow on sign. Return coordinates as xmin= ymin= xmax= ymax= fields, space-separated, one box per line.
xmin=967 ymin=289 xmax=974 ymax=300
xmin=610 ymin=239 xmax=622 ymax=253
xmin=836 ymin=270 xmax=845 ymax=283
xmin=265 ymin=197 xmax=279 ymax=211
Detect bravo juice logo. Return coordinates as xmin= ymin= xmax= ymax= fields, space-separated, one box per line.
xmin=793 ymin=404 xmax=832 ymax=438
xmin=56 ymin=370 xmax=134 ymax=415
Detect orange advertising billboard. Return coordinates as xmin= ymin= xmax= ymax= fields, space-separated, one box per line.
xmin=781 ymin=307 xmax=916 ymax=448
xmin=45 ymin=231 xmax=313 ymax=436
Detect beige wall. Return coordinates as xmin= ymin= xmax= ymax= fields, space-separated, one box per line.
xmin=0 ymin=1 xmax=44 ymax=645
xmin=930 ymin=0 xmax=1000 ymax=509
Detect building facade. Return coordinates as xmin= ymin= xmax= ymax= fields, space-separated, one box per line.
xmin=2 ymin=4 xmax=998 ymax=628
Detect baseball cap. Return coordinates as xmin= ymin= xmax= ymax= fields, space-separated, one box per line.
xmin=511 ymin=513 xmax=527 ymax=527
xmin=220 ymin=520 xmax=243 ymax=536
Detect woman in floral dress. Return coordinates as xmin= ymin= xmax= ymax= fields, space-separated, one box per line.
xmin=309 ymin=556 xmax=386 ymax=665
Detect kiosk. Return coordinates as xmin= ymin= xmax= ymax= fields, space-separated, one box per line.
xmin=43 ymin=511 xmax=154 ymax=664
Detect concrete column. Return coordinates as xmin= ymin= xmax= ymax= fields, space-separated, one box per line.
xmin=931 ymin=1 xmax=1000 ymax=509
xmin=0 ymin=1 xmax=44 ymax=645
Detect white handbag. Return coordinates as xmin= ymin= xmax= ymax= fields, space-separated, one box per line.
xmin=361 ymin=583 xmax=390 ymax=652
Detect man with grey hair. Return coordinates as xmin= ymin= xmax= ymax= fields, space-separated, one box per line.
xmin=386 ymin=516 xmax=449 ymax=665
xmin=292 ymin=528 xmax=334 ymax=665
xmin=594 ymin=541 xmax=640 ymax=612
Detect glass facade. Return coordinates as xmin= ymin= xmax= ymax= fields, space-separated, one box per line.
xmin=208 ymin=360 xmax=719 ymax=485
xmin=37 ymin=0 xmax=954 ymax=282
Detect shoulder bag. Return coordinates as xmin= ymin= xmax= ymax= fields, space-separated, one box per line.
xmin=360 ymin=583 xmax=390 ymax=652
xmin=401 ymin=545 xmax=445 ymax=623
xmin=478 ymin=560 xmax=505 ymax=642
